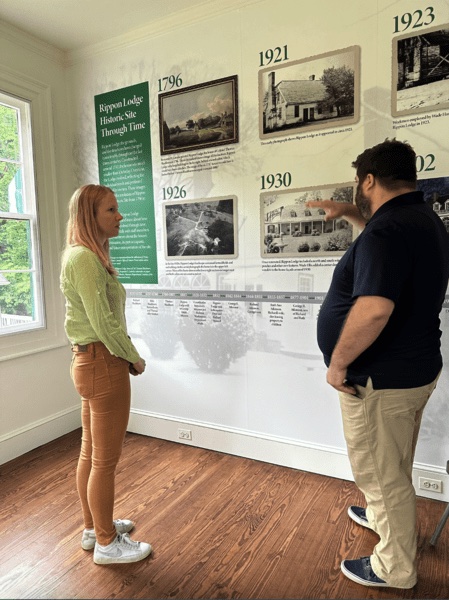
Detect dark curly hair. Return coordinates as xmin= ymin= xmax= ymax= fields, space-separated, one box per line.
xmin=352 ymin=139 xmax=417 ymax=190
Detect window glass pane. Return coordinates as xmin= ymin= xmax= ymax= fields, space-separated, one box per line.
xmin=0 ymin=90 xmax=48 ymax=343
xmin=0 ymin=162 xmax=22 ymax=212
xmin=0 ymin=218 xmax=32 ymax=270
xmin=0 ymin=103 xmax=20 ymax=162
xmin=0 ymin=271 xmax=34 ymax=324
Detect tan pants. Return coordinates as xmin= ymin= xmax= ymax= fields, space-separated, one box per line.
xmin=339 ymin=374 xmax=439 ymax=588
xmin=71 ymin=342 xmax=131 ymax=546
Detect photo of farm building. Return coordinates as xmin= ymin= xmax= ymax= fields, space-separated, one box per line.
xmin=264 ymin=73 xmax=337 ymax=131
xmin=397 ymin=29 xmax=449 ymax=89
xmin=394 ymin=27 xmax=449 ymax=115
xmin=162 ymin=111 xmax=235 ymax=152
xmin=431 ymin=194 xmax=449 ymax=232
xmin=159 ymin=76 xmax=238 ymax=154
xmin=417 ymin=175 xmax=449 ymax=233
xmin=262 ymin=187 xmax=354 ymax=257
xmin=260 ymin=46 xmax=359 ymax=136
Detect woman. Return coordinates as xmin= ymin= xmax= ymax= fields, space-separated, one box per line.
xmin=60 ymin=184 xmax=152 ymax=565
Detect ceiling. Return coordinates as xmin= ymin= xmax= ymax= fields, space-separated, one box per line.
xmin=0 ymin=0 xmax=215 ymax=51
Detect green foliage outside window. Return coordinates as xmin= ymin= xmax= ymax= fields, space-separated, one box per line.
xmin=0 ymin=103 xmax=20 ymax=211
xmin=0 ymin=103 xmax=33 ymax=318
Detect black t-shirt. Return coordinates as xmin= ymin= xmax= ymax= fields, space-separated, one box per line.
xmin=317 ymin=191 xmax=449 ymax=388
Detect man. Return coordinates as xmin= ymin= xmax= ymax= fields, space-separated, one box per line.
xmin=308 ymin=139 xmax=449 ymax=589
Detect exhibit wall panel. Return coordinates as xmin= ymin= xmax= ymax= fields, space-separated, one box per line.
xmin=67 ymin=0 xmax=449 ymax=498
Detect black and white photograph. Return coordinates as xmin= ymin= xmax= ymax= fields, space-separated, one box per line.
xmin=164 ymin=196 xmax=237 ymax=259
xmin=259 ymin=46 xmax=360 ymax=138
xmin=417 ymin=175 xmax=449 ymax=232
xmin=261 ymin=183 xmax=355 ymax=258
xmin=392 ymin=24 xmax=449 ymax=117
xmin=159 ymin=75 xmax=238 ymax=155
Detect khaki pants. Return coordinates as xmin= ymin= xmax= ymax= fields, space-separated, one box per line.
xmin=339 ymin=374 xmax=439 ymax=588
xmin=71 ymin=342 xmax=131 ymax=546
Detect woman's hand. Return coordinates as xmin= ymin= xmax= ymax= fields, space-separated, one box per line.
xmin=130 ymin=357 xmax=146 ymax=376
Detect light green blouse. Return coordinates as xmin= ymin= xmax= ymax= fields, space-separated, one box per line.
xmin=60 ymin=245 xmax=140 ymax=364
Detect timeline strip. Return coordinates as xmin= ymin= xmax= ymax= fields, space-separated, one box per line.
xmin=126 ymin=288 xmax=449 ymax=307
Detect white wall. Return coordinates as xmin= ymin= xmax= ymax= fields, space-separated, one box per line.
xmin=65 ymin=0 xmax=449 ymax=500
xmin=0 ymin=22 xmax=80 ymax=464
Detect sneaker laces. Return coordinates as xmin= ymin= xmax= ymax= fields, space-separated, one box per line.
xmin=117 ymin=532 xmax=139 ymax=548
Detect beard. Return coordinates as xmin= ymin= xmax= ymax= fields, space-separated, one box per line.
xmin=355 ymin=183 xmax=372 ymax=220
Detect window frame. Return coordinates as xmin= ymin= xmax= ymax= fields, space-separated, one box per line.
xmin=0 ymin=68 xmax=67 ymax=361
xmin=0 ymin=92 xmax=45 ymax=335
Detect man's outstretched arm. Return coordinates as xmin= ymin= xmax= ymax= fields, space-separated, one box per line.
xmin=306 ymin=200 xmax=368 ymax=230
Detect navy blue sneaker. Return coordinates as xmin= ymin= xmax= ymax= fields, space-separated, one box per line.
xmin=341 ymin=556 xmax=388 ymax=587
xmin=348 ymin=505 xmax=372 ymax=530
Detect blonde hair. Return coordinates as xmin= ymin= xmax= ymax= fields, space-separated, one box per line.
xmin=65 ymin=184 xmax=118 ymax=275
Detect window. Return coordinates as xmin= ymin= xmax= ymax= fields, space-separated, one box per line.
xmin=0 ymin=70 xmax=66 ymax=361
xmin=0 ymin=92 xmax=44 ymax=334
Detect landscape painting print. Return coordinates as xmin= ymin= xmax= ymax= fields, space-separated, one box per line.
xmin=261 ymin=183 xmax=355 ymax=258
xmin=392 ymin=24 xmax=449 ymax=117
xmin=259 ymin=46 xmax=360 ymax=139
xmin=159 ymin=76 xmax=238 ymax=155
xmin=164 ymin=196 xmax=237 ymax=259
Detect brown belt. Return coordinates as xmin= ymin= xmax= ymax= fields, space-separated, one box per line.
xmin=71 ymin=344 xmax=89 ymax=352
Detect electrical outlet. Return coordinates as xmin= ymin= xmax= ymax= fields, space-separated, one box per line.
xmin=418 ymin=477 xmax=442 ymax=493
xmin=178 ymin=428 xmax=192 ymax=440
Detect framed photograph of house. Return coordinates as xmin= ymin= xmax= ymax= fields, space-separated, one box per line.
xmin=259 ymin=46 xmax=360 ymax=139
xmin=163 ymin=196 xmax=238 ymax=259
xmin=392 ymin=24 xmax=449 ymax=117
xmin=159 ymin=75 xmax=238 ymax=155
xmin=261 ymin=183 xmax=355 ymax=258
xmin=417 ymin=175 xmax=449 ymax=232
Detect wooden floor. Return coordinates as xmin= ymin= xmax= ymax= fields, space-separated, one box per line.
xmin=0 ymin=430 xmax=448 ymax=599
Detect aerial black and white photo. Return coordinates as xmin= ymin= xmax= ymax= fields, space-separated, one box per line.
xmin=164 ymin=196 xmax=237 ymax=258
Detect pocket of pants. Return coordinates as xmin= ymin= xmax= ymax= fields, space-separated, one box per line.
xmin=72 ymin=355 xmax=95 ymax=398
xmin=104 ymin=352 xmax=127 ymax=368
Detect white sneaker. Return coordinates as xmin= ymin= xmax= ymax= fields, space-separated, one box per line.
xmin=93 ymin=532 xmax=152 ymax=565
xmin=81 ymin=519 xmax=135 ymax=550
